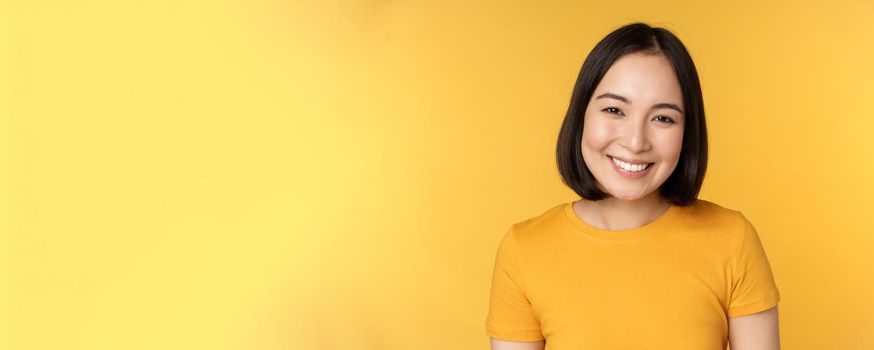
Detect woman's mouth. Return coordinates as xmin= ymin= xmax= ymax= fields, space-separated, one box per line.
xmin=608 ymin=156 xmax=654 ymax=178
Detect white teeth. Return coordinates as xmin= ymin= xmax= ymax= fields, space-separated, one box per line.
xmin=611 ymin=157 xmax=650 ymax=172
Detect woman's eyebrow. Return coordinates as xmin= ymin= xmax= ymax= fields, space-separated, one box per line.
xmin=595 ymin=92 xmax=684 ymax=114
xmin=652 ymin=102 xmax=684 ymax=114
xmin=595 ymin=92 xmax=630 ymax=104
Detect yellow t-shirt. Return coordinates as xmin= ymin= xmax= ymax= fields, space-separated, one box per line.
xmin=486 ymin=199 xmax=780 ymax=349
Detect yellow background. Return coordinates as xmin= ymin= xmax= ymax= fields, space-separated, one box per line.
xmin=3 ymin=0 xmax=873 ymax=349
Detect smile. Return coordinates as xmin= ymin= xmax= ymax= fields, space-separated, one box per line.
xmin=609 ymin=156 xmax=654 ymax=177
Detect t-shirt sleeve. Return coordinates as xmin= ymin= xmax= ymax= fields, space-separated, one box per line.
xmin=485 ymin=225 xmax=544 ymax=341
xmin=727 ymin=212 xmax=781 ymax=317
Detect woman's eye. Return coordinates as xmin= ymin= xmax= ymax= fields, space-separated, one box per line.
xmin=654 ymin=115 xmax=675 ymax=124
xmin=602 ymin=107 xmax=623 ymax=115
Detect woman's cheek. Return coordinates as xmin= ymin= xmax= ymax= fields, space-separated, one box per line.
xmin=656 ymin=129 xmax=684 ymax=162
xmin=585 ymin=120 xmax=614 ymax=146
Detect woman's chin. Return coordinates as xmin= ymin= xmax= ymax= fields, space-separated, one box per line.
xmin=605 ymin=188 xmax=654 ymax=201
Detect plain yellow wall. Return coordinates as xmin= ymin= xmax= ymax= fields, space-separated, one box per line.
xmin=3 ymin=0 xmax=873 ymax=349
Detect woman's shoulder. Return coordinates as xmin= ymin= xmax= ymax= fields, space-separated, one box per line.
xmin=503 ymin=202 xmax=570 ymax=242
xmin=511 ymin=202 xmax=567 ymax=230
xmin=685 ymin=198 xmax=738 ymax=214
xmin=676 ymin=198 xmax=747 ymax=231
xmin=685 ymin=198 xmax=742 ymax=214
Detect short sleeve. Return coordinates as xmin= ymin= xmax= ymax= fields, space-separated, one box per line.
xmin=727 ymin=212 xmax=781 ymax=317
xmin=485 ymin=225 xmax=544 ymax=341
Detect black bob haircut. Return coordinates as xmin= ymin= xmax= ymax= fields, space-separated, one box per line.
xmin=556 ymin=22 xmax=707 ymax=206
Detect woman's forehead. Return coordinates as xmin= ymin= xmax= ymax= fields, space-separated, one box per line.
xmin=594 ymin=53 xmax=683 ymax=105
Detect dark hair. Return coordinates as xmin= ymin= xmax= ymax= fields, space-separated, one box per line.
xmin=556 ymin=22 xmax=707 ymax=206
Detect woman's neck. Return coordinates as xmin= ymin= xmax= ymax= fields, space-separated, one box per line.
xmin=573 ymin=193 xmax=672 ymax=231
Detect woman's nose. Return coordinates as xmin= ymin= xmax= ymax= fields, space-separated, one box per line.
xmin=621 ymin=120 xmax=652 ymax=153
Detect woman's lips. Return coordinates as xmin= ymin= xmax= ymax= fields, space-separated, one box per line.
xmin=608 ymin=155 xmax=652 ymax=165
xmin=608 ymin=156 xmax=653 ymax=178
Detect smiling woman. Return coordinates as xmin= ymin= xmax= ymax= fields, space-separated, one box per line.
xmin=486 ymin=22 xmax=781 ymax=350
xmin=580 ymin=52 xmax=686 ymax=202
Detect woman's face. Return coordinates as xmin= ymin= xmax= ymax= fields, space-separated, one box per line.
xmin=581 ymin=52 xmax=685 ymax=201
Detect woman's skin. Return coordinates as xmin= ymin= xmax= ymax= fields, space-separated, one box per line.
xmin=492 ymin=52 xmax=780 ymax=349
xmin=575 ymin=51 xmax=684 ymax=230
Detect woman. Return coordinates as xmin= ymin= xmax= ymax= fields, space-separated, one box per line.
xmin=486 ymin=22 xmax=781 ymax=350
